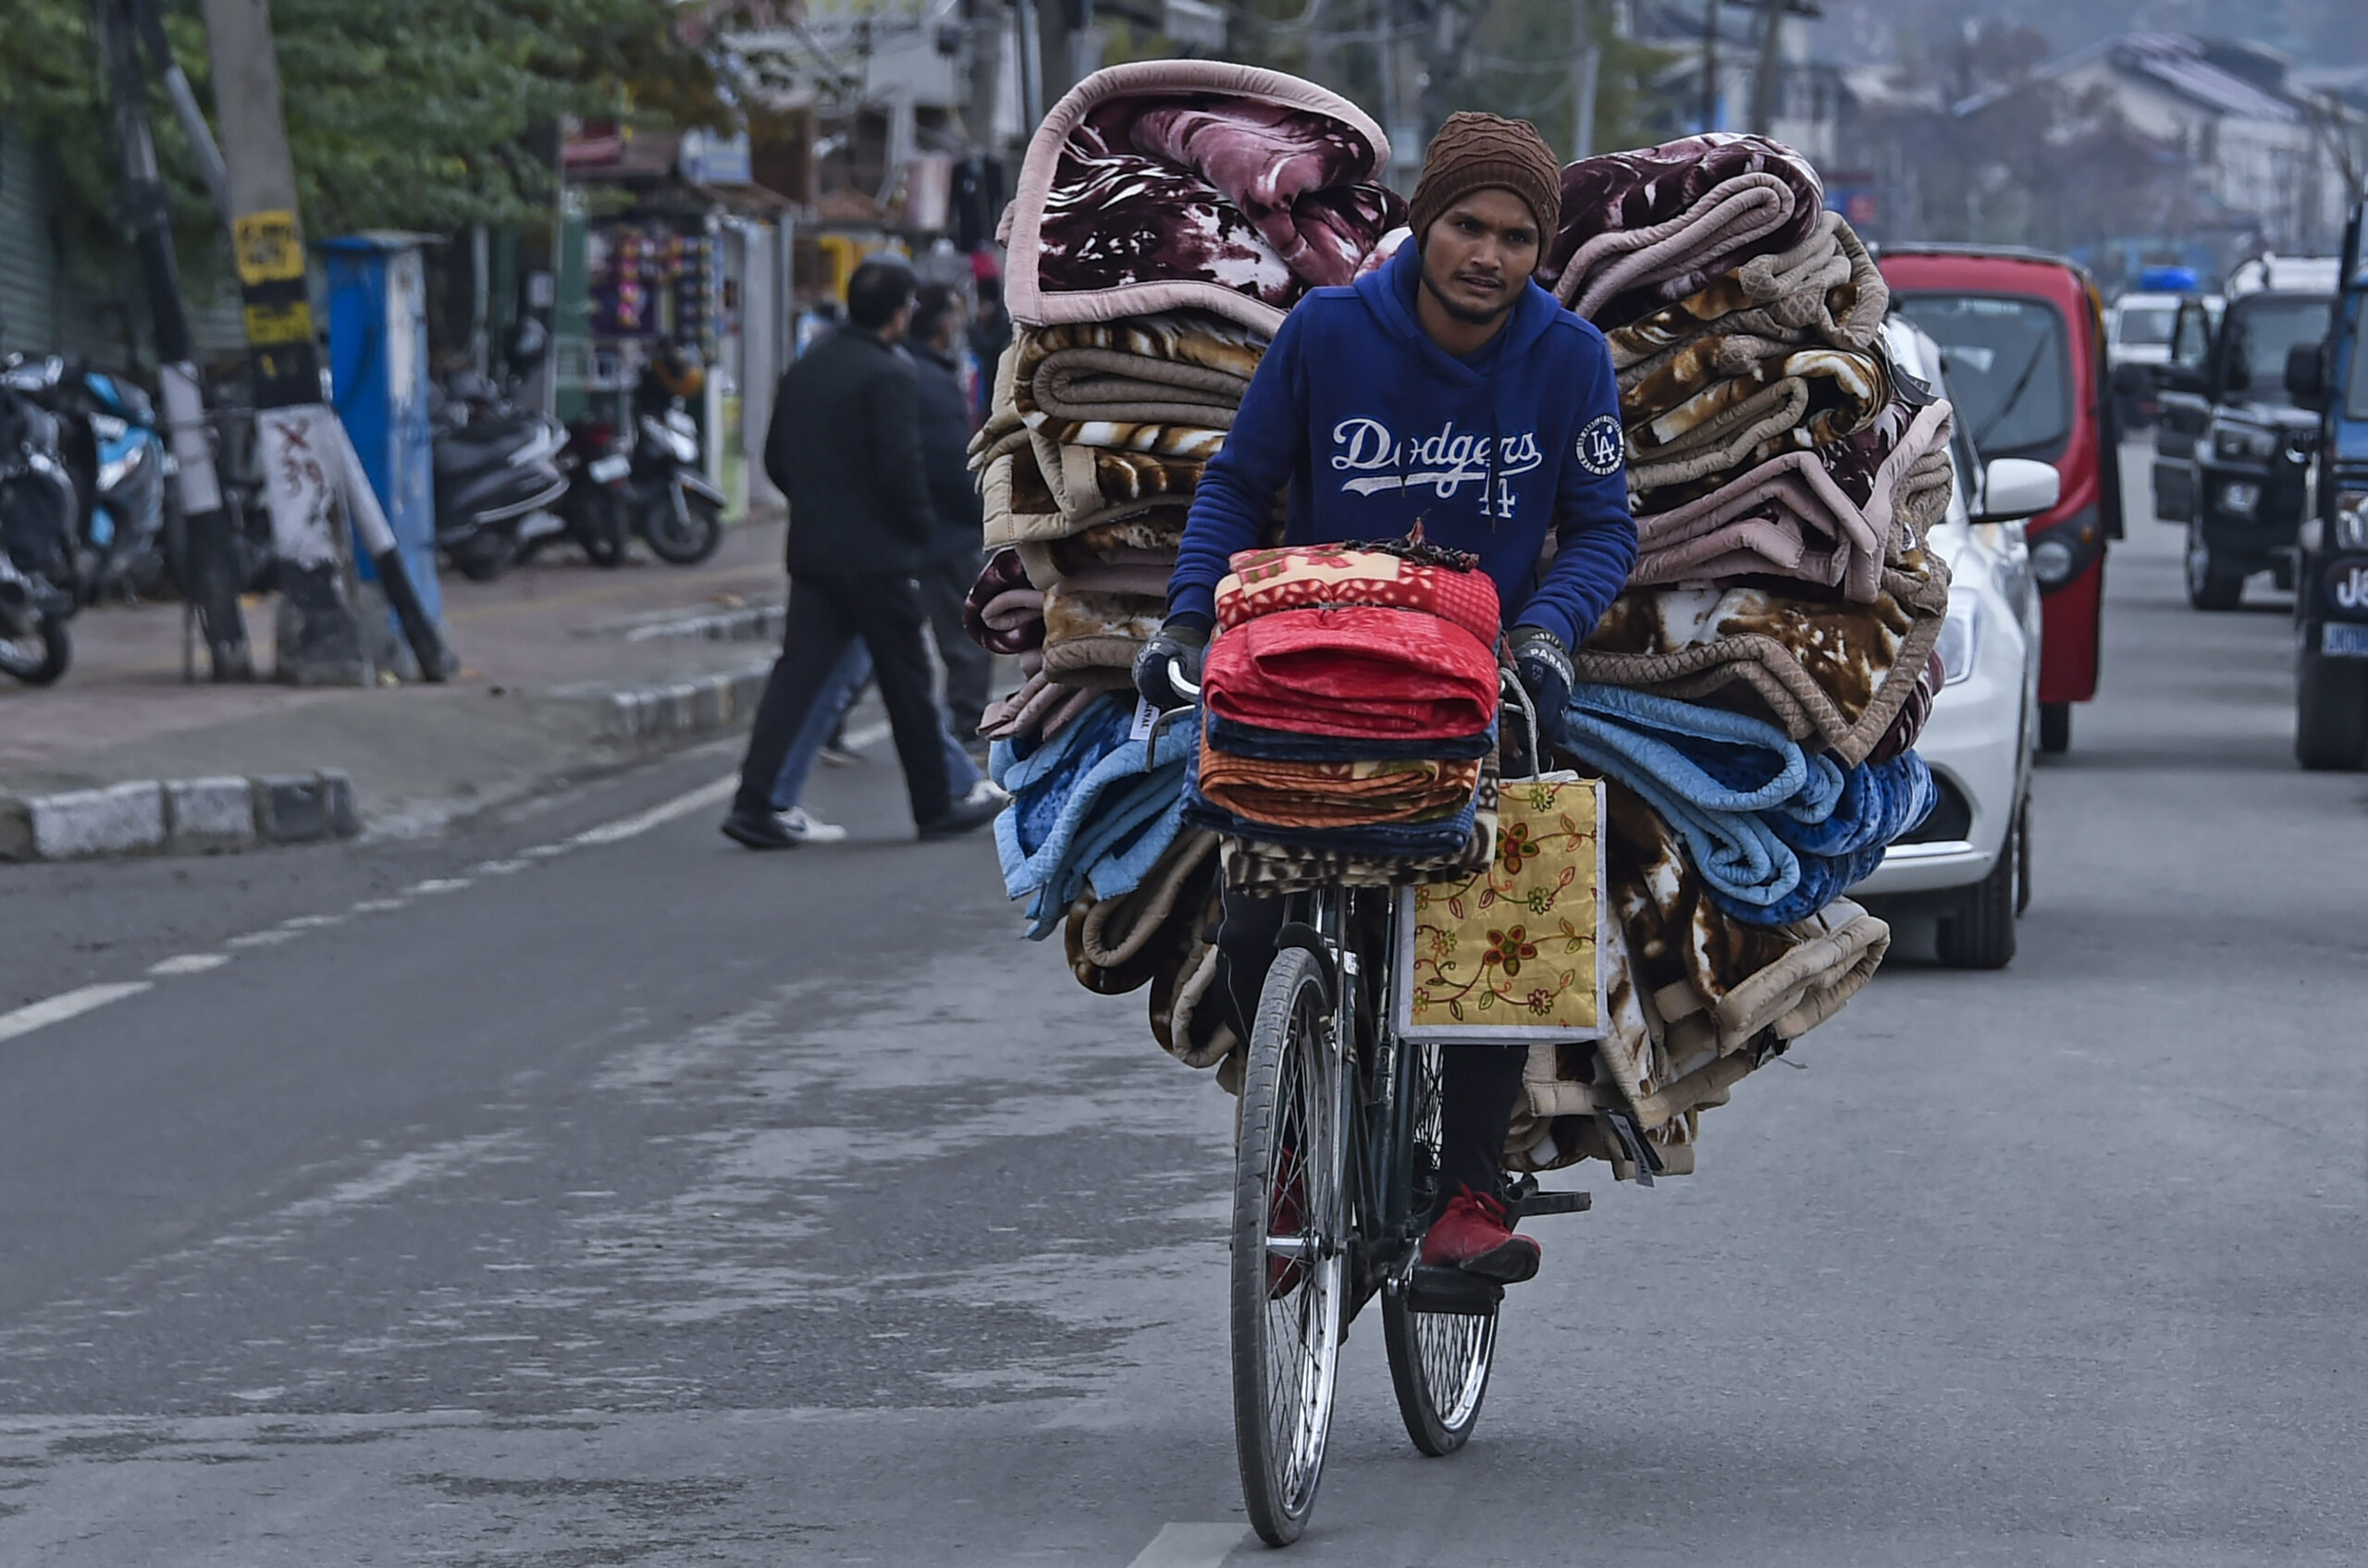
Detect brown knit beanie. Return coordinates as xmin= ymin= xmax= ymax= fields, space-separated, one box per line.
xmin=1407 ymin=112 xmax=1562 ymax=250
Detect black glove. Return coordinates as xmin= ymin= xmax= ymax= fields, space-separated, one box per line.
xmin=1133 ymin=615 xmax=1211 ymax=709
xmin=1508 ymin=624 xmax=1573 ymax=750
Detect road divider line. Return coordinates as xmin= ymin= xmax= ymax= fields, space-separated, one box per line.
xmin=148 ymin=954 xmax=230 ymax=977
xmin=0 ymin=982 xmax=154 ymax=1045
xmin=567 ymin=774 xmax=737 ymax=847
xmin=1126 ymin=1524 xmax=1249 ymax=1568
xmin=404 ymin=878 xmax=473 ymax=896
xmin=228 ymin=930 xmax=302 ymax=949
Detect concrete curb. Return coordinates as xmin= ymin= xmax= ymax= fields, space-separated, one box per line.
xmin=548 ymin=661 xmax=775 ymax=746
xmin=583 ymin=601 xmax=785 ymax=646
xmin=0 ymin=770 xmax=361 ymax=863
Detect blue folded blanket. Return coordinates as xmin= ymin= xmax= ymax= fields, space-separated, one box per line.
xmin=992 ymin=697 xmax=1196 ymax=938
xmin=1715 ymin=750 xmax=1936 ymax=926
xmin=1557 ymin=685 xmax=1819 ymax=912
xmin=1203 ymin=714 xmax=1498 ymax=762
xmin=1559 ymin=684 xmax=1934 ymax=925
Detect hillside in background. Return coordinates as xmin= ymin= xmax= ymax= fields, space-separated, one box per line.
xmin=1809 ymin=0 xmax=2367 ymax=68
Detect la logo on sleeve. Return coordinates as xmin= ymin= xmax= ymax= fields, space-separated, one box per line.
xmin=1575 ymin=414 xmax=1623 ymax=477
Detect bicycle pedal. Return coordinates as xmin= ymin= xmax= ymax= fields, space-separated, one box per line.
xmin=1517 ymin=1190 xmax=1592 ymax=1219
xmin=1404 ymin=1265 xmax=1504 ymax=1315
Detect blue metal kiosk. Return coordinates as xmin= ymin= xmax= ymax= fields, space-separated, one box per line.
xmin=323 ymin=233 xmax=441 ymax=638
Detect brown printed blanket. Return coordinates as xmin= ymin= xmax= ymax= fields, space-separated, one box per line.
xmin=1041 ymin=582 xmax=1168 ymax=678
xmin=1545 ymin=133 xmax=1826 ymax=326
xmin=1629 ymin=398 xmax=1957 ymax=601
xmin=1505 ymin=783 xmax=1891 ymax=1178
xmin=1574 ymin=544 xmax=1954 ymax=767
xmin=1003 ymin=61 xmax=1405 ymax=337
xmin=982 ymin=438 xmax=1205 ymax=548
xmin=1607 ymin=212 xmax=1889 ymax=389
xmin=1012 ymin=311 xmax=1266 ymax=435
xmin=1626 ymin=346 xmax=1891 ymax=469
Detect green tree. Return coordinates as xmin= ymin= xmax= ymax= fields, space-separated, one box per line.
xmin=0 ymin=0 xmax=732 ymax=278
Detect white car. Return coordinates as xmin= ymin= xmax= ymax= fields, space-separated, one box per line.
xmin=1849 ymin=317 xmax=2054 ymax=969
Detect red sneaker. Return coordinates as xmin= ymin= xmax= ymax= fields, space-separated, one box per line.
xmin=1419 ymin=1188 xmax=1540 ymax=1284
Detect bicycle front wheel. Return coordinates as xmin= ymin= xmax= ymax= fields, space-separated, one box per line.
xmin=1230 ymin=945 xmax=1347 ymax=1547
xmin=1383 ymin=1043 xmax=1499 ymax=1455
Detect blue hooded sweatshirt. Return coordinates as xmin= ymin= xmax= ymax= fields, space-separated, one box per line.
xmin=1167 ymin=239 xmax=1637 ymax=650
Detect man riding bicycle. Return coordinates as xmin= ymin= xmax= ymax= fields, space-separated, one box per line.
xmin=1136 ymin=113 xmax=1638 ymax=1286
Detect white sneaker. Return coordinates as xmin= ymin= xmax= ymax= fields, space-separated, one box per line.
xmin=961 ymin=778 xmax=1009 ymax=809
xmin=781 ymin=807 xmax=848 ymax=844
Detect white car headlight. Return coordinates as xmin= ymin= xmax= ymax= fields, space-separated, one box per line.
xmin=1936 ymin=599 xmax=1982 ymax=685
xmin=2337 ymin=491 xmax=2368 ymax=552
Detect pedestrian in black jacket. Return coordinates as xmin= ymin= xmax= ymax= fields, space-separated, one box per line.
xmin=904 ymin=283 xmax=992 ymax=747
xmin=723 ymin=259 xmax=998 ymax=847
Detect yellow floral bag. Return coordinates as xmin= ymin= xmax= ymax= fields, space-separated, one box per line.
xmin=1391 ymin=774 xmax=1606 ymax=1043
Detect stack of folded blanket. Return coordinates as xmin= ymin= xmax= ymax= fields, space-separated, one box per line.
xmin=970 ymin=63 xmax=1410 ymax=1062
xmin=1182 ymin=541 xmax=1502 ymax=882
xmin=1507 ymin=133 xmax=1961 ymax=1177
xmin=969 ymin=60 xmax=1407 ymax=751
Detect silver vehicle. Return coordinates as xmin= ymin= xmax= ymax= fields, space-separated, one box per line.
xmin=1851 ymin=316 xmax=2056 ymax=969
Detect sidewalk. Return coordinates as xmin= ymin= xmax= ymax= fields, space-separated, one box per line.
xmin=1 ymin=522 xmax=794 ymax=851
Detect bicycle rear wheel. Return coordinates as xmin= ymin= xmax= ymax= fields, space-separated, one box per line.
xmin=1383 ymin=1043 xmax=1499 ymax=1455
xmin=1230 ymin=945 xmax=1347 ymax=1547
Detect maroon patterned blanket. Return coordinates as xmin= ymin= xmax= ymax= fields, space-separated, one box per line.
xmin=1545 ymin=133 xmax=1825 ymax=327
xmin=1005 ymin=61 xmax=1406 ymax=336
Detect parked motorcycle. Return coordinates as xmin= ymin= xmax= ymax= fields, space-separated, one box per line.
xmin=551 ymin=416 xmax=634 ymax=568
xmin=627 ymin=348 xmax=725 ymax=565
xmin=0 ymin=379 xmax=80 ymax=685
xmin=2 ymin=354 xmax=170 ymax=604
xmin=431 ymin=363 xmax=569 ymax=583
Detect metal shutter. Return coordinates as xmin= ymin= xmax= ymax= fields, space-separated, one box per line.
xmin=0 ymin=124 xmax=59 ymax=354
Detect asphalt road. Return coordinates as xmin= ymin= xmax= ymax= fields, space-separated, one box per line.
xmin=3 ymin=452 xmax=2365 ymax=1565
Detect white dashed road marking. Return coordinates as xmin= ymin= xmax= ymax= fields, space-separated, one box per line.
xmin=565 ymin=774 xmax=736 ymax=848
xmin=1126 ymin=1524 xmax=1249 ymax=1567
xmin=1 ymin=770 xmax=753 ymax=1048
xmin=148 ymin=954 xmax=232 ymax=977
xmin=0 ymin=983 xmax=154 ymax=1046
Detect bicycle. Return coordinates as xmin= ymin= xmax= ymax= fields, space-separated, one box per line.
xmin=1163 ymin=662 xmax=1593 ymax=1546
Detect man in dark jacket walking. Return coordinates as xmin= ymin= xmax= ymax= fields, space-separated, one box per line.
xmin=723 ymin=258 xmax=998 ymax=847
xmin=904 ymin=282 xmax=991 ymax=745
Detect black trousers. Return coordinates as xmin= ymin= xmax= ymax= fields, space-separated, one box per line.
xmin=1215 ymin=887 xmax=1525 ymax=1203
xmin=734 ymin=571 xmax=953 ymax=826
xmin=919 ymin=550 xmax=992 ymax=742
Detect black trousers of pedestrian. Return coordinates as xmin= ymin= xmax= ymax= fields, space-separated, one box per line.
xmin=734 ymin=570 xmax=952 ymax=827
xmin=919 ymin=550 xmax=992 ymax=741
xmin=1214 ymin=886 xmax=1525 ymax=1204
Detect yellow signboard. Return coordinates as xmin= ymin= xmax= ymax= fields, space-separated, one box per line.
xmin=233 ymin=211 xmax=305 ymax=286
xmin=243 ymin=300 xmax=315 ymax=346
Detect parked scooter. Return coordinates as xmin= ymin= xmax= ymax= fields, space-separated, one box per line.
xmin=0 ymin=377 xmax=80 ymax=685
xmin=627 ymin=344 xmax=725 ymax=565
xmin=431 ymin=322 xmax=569 ymax=582
xmin=549 ymin=415 xmax=634 ymax=568
xmin=1 ymin=354 xmax=170 ymax=604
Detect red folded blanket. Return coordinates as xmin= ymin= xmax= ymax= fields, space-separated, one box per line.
xmin=1215 ymin=543 xmax=1501 ymax=647
xmin=1202 ymin=605 xmax=1499 ymax=739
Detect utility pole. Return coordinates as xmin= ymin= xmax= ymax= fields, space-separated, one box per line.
xmin=966 ymin=0 xmax=1006 ymax=159
xmin=1570 ymin=0 xmax=1601 ymax=161
xmin=1748 ymin=0 xmax=1782 ymax=135
xmin=199 ymin=0 xmax=450 ymax=685
xmin=1036 ymin=0 xmax=1080 ymax=109
xmin=1700 ymin=0 xmax=1720 ymax=133
xmin=94 ymin=0 xmax=252 ymax=680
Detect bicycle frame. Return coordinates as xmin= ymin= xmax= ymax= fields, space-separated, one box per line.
xmin=1291 ymin=883 xmax=1434 ymax=1324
